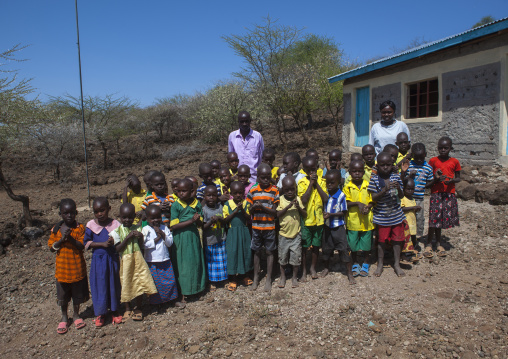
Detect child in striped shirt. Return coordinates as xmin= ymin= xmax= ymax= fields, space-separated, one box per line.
xmin=246 ymin=163 xmax=280 ymax=292
xmin=321 ymin=170 xmax=354 ymax=284
xmin=197 ymin=163 xmax=221 ymax=201
xmin=368 ymin=152 xmax=406 ymax=277
xmin=141 ymin=171 xmax=174 ymax=225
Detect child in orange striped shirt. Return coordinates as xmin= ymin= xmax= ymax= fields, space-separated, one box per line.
xmin=246 ymin=163 xmax=280 ymax=292
xmin=48 ymin=198 xmax=89 ymax=334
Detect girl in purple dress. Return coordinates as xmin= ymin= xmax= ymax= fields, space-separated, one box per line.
xmin=84 ymin=197 xmax=122 ymax=327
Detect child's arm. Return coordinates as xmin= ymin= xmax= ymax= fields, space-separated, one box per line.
xmin=251 ymin=202 xmax=277 ymax=216
xmin=223 ymin=206 xmax=240 ymax=223
xmin=402 ymin=205 xmax=421 ymax=212
xmin=203 ymin=216 xmax=218 ymax=230
xmin=153 ymin=226 xmax=165 ymax=243
xmin=114 ymin=231 xmax=141 ymax=252
xmin=276 ymin=201 xmax=294 ymax=218
xmin=315 ymin=179 xmax=329 ymax=204
xmin=301 ymin=178 xmax=315 ymax=205
xmin=444 ymin=170 xmax=461 ymax=184
xmin=88 ymin=238 xmax=114 ymax=249
xmin=171 ymin=213 xmax=201 ymax=230
xmin=323 ymin=210 xmax=346 ymax=219
xmin=295 ymin=199 xmax=307 ymax=218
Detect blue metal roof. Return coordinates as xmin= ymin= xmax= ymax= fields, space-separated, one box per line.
xmin=328 ymin=17 xmax=508 ymax=83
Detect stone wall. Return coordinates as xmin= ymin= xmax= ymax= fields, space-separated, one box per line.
xmin=342 ymin=93 xmax=351 ymax=150
xmin=408 ymin=62 xmax=501 ymax=164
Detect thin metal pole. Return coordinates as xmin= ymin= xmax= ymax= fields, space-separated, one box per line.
xmin=75 ymin=0 xmax=91 ymax=207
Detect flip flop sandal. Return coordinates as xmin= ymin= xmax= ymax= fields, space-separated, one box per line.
xmin=57 ymin=320 xmax=70 ymax=334
xmin=74 ymin=318 xmax=86 ymax=329
xmin=112 ymin=314 xmax=123 ymax=325
xmin=412 ymin=252 xmax=423 ymax=262
xmin=436 ymin=246 xmax=447 ymax=257
xmin=360 ymin=263 xmax=370 ymax=277
xmin=242 ymin=277 xmax=253 ymax=286
xmin=210 ymin=284 xmax=217 ymax=292
xmin=227 ymin=282 xmax=237 ymax=292
xmin=352 ymin=264 xmax=360 ymax=277
xmin=122 ymin=311 xmax=133 ymax=323
xmin=132 ymin=309 xmax=143 ymax=321
xmin=94 ymin=315 xmax=105 ymax=328
xmin=423 ymin=247 xmax=434 ymax=258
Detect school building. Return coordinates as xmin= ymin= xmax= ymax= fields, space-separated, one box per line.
xmin=329 ymin=18 xmax=508 ymax=166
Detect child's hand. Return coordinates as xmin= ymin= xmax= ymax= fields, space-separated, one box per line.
xmin=415 ymin=206 xmax=422 ymax=212
xmin=357 ymin=203 xmax=367 ymax=213
xmin=400 ymin=159 xmax=410 ymax=172
xmin=211 ymin=216 xmax=218 ymax=223
xmin=61 ymin=227 xmax=71 ymax=241
xmin=324 ymin=159 xmax=330 ymax=171
xmin=105 ymin=237 xmax=114 ymax=247
xmin=323 ymin=212 xmax=330 ymax=219
xmin=161 ymin=202 xmax=170 ymax=211
xmin=219 ymin=193 xmax=230 ymax=202
xmin=237 ymin=202 xmax=244 ymax=212
xmin=361 ymin=205 xmax=371 ymax=215
xmin=251 ymin=202 xmax=262 ymax=210
xmin=408 ymin=170 xmax=417 ymax=178
xmin=389 ymin=181 xmax=399 ymax=189
xmin=131 ymin=230 xmax=143 ymax=239
xmin=192 ymin=213 xmax=200 ymax=222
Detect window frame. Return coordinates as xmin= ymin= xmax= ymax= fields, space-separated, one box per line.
xmin=406 ymin=78 xmax=439 ymax=119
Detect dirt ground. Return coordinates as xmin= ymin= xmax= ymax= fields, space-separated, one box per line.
xmin=0 ymin=122 xmax=507 ymax=358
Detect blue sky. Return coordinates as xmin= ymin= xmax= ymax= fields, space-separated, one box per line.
xmin=1 ymin=1 xmax=506 ymax=107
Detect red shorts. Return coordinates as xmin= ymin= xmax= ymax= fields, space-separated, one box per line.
xmin=377 ymin=222 xmax=406 ymax=244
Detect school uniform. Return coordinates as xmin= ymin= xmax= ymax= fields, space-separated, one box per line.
xmin=343 ymin=180 xmax=375 ymax=252
xmin=297 ymin=170 xmax=326 ymax=248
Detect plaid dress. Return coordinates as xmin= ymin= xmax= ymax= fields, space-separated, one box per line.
xmin=203 ymin=204 xmax=228 ymax=282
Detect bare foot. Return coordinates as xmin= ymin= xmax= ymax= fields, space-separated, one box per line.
xmin=348 ymin=273 xmax=357 ymax=285
xmin=174 ymin=301 xmax=186 ymax=309
xmin=251 ymin=280 xmax=259 ymax=291
xmin=320 ymin=268 xmax=329 ymax=278
xmin=394 ymin=266 xmax=406 ymax=277
xmin=278 ymin=277 xmax=286 ymax=288
xmin=300 ymin=270 xmax=308 ymax=282
xmin=264 ymin=280 xmax=272 ymax=292
xmin=291 ymin=278 xmax=299 ymax=288
xmin=310 ymin=268 xmax=318 ymax=279
xmin=374 ymin=265 xmax=384 ymax=277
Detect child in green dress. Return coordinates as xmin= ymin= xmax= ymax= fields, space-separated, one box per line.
xmin=223 ymin=181 xmax=253 ymax=291
xmin=170 ymin=179 xmax=206 ymax=302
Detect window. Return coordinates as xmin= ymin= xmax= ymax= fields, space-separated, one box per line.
xmin=407 ymin=79 xmax=438 ymax=118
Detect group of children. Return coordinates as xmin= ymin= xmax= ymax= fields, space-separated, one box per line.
xmin=48 ymin=135 xmax=460 ymax=334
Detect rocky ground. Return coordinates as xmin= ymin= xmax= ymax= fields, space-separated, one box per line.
xmin=1 ymin=123 xmax=507 ymax=358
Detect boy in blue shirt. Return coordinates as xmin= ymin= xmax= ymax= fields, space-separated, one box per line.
xmin=321 ymin=169 xmax=354 ymax=284
xmin=406 ymin=143 xmax=434 ymax=248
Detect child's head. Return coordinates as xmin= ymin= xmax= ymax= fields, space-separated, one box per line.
xmin=350 ymin=153 xmax=363 ymax=162
xmin=127 ymin=174 xmax=142 ymax=193
xmin=219 ymin=168 xmax=232 ymax=187
xmin=184 ymin=176 xmax=199 ymax=198
xmin=362 ymin=145 xmax=376 ymax=166
xmin=119 ymin=203 xmax=136 ymax=228
xmin=59 ymin=198 xmax=78 ymax=226
xmin=143 ymin=170 xmax=157 ymax=192
xmin=150 ymin=171 xmax=167 ymax=196
xmin=282 ymin=152 xmax=301 ymax=174
xmin=403 ymin=177 xmax=415 ymax=198
xmin=301 ymin=156 xmax=317 ymax=175
xmin=230 ymin=181 xmax=245 ymax=203
xmin=328 ymin=149 xmax=342 ymax=169
xmin=204 ymin=185 xmax=219 ymax=208
xmin=237 ymin=165 xmax=251 ymax=185
xmin=171 ymin=178 xmax=181 ymax=193
xmin=210 ymin=160 xmax=221 ymax=179
xmin=92 ymin=197 xmax=111 ymax=224
xmin=325 ymin=169 xmax=341 ymax=194
xmin=306 ymin=148 xmax=319 ymax=162
xmin=437 ymin=136 xmax=453 ymax=158
xmin=262 ymin=148 xmax=276 ymax=167
xmin=198 ymin=163 xmax=214 ymax=185
xmin=376 ymin=152 xmax=393 ymax=177
xmin=227 ymin=152 xmax=239 ymax=171
xmin=383 ymin=144 xmax=399 ymax=164
xmin=411 ymin=143 xmax=427 ymax=165
xmin=348 ymin=160 xmax=365 ymax=182
xmin=145 ymin=204 xmax=162 ymax=228
xmin=396 ymin=132 xmax=410 ymax=154
xmin=257 ymin=163 xmax=272 ymax=189
xmin=281 ymin=176 xmax=296 ymax=200
xmin=177 ymin=179 xmax=194 ymax=201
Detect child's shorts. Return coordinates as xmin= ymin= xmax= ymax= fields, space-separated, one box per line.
xmin=56 ymin=277 xmax=90 ymax=306
xmin=251 ymin=229 xmax=277 ymax=252
xmin=429 ymin=193 xmax=459 ymax=229
xmin=377 ymin=222 xmax=406 ymax=244
xmin=322 ymin=226 xmax=351 ymax=262
xmin=278 ymin=233 xmax=302 ymax=266
xmin=302 ymin=225 xmax=323 ymax=248
xmin=347 ymin=230 xmax=373 ymax=252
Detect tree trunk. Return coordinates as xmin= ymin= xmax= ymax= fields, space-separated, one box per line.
xmin=274 ymin=116 xmax=287 ymax=151
xmin=100 ymin=142 xmax=108 ymax=169
xmin=292 ymin=113 xmax=310 ymax=147
xmin=0 ymin=161 xmax=33 ymax=227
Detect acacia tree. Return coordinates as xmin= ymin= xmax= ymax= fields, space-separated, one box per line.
xmin=52 ymin=94 xmax=136 ymax=169
xmin=0 ymin=44 xmax=37 ymax=227
xmin=222 ymin=16 xmax=307 ymax=148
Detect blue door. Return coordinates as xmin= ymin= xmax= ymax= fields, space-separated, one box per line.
xmin=355 ymin=87 xmax=370 ymax=147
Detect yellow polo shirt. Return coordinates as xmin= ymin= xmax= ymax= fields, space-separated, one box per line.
xmin=297 ymin=170 xmax=326 ymax=227
xmin=343 ymin=180 xmax=374 ymax=231
xmin=271 ymin=166 xmax=279 ymax=181
xmin=122 ymin=189 xmax=147 ymax=225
